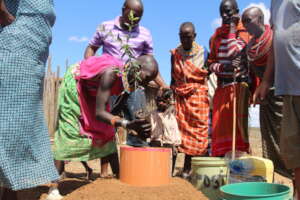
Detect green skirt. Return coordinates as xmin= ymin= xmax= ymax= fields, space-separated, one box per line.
xmin=53 ymin=64 xmax=117 ymax=161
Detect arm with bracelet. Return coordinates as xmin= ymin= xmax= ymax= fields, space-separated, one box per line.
xmin=95 ymin=68 xmax=151 ymax=137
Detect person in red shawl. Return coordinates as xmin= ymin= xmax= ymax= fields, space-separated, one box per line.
xmin=207 ymin=0 xmax=251 ymax=157
xmin=242 ymin=7 xmax=293 ymax=179
xmin=171 ymin=22 xmax=209 ymax=178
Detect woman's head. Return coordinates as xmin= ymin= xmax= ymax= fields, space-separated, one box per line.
xmin=179 ymin=22 xmax=196 ymax=51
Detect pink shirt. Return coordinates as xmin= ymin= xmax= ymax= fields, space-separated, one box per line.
xmin=89 ymin=16 xmax=153 ymax=63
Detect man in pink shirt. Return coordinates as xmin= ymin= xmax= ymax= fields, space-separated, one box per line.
xmin=84 ymin=0 xmax=166 ymax=87
xmin=83 ymin=0 xmax=167 ymax=178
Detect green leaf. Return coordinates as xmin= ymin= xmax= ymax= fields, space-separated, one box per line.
xmin=121 ymin=44 xmax=129 ymax=50
xmin=129 ymin=10 xmax=135 ymax=20
xmin=133 ymin=17 xmax=140 ymax=22
xmin=136 ymin=75 xmax=142 ymax=82
xmin=99 ymin=24 xmax=106 ymax=32
xmin=113 ymin=68 xmax=121 ymax=73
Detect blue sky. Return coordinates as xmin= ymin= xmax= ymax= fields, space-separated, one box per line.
xmin=50 ymin=0 xmax=270 ymax=84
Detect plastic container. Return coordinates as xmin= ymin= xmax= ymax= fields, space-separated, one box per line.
xmin=220 ymin=182 xmax=291 ymax=200
xmin=239 ymin=156 xmax=274 ymax=183
xmin=225 ymin=152 xmax=274 ymax=184
xmin=120 ymin=146 xmax=171 ymax=187
xmin=191 ymin=157 xmax=228 ymax=200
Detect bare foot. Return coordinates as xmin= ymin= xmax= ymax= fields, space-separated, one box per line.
xmin=100 ymin=172 xmax=108 ymax=178
xmin=100 ymin=173 xmax=115 ymax=179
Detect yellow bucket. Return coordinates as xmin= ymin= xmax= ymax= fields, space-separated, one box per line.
xmin=191 ymin=157 xmax=228 ymax=200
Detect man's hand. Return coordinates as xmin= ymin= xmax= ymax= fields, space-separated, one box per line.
xmin=127 ymin=119 xmax=151 ymax=139
xmin=231 ymin=14 xmax=240 ymax=25
xmin=0 ymin=10 xmax=15 ymax=27
xmin=84 ymin=45 xmax=99 ymax=59
xmin=232 ymin=56 xmax=241 ymax=69
xmin=157 ymin=86 xmax=171 ymax=98
xmin=253 ymin=81 xmax=271 ymax=106
xmin=229 ymin=14 xmax=239 ymax=34
xmin=231 ymin=56 xmax=247 ymax=77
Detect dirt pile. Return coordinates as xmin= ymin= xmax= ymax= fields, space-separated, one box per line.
xmin=63 ymin=178 xmax=208 ymax=200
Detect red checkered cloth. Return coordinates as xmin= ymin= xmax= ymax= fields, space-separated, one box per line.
xmin=171 ymin=43 xmax=209 ymax=156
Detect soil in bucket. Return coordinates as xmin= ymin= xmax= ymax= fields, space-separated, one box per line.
xmin=220 ymin=182 xmax=291 ymax=200
xmin=191 ymin=157 xmax=228 ymax=200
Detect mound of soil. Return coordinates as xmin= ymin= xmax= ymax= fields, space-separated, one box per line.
xmin=63 ymin=178 xmax=208 ymax=200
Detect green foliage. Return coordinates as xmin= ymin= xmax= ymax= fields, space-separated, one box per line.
xmin=119 ymin=10 xmax=142 ymax=89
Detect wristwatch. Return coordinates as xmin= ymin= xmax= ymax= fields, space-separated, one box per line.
xmin=120 ymin=119 xmax=129 ymax=129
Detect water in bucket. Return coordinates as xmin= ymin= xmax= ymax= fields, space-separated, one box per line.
xmin=220 ymin=182 xmax=292 ymax=200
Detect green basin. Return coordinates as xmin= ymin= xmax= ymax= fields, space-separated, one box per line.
xmin=220 ymin=182 xmax=291 ymax=200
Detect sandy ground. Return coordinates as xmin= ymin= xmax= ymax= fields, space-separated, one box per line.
xmin=62 ymin=178 xmax=208 ymax=200
xmin=16 ymin=128 xmax=293 ymax=200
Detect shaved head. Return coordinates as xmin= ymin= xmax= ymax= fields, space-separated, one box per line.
xmin=242 ymin=7 xmax=265 ymax=37
xmin=121 ymin=0 xmax=144 ymax=30
xmin=137 ymin=55 xmax=158 ymax=79
xmin=243 ymin=7 xmax=264 ymax=25
xmin=220 ymin=0 xmax=238 ymax=12
xmin=180 ymin=22 xmax=196 ymax=34
xmin=123 ymin=0 xmax=144 ymax=13
xmin=179 ymin=22 xmax=196 ymax=50
xmin=127 ymin=55 xmax=158 ymax=87
xmin=220 ymin=0 xmax=239 ymax=24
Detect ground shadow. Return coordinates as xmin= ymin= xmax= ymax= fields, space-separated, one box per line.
xmin=59 ymin=179 xmax=91 ymax=196
xmin=18 ymin=186 xmax=49 ymax=200
xmin=16 ymin=174 xmax=94 ymax=199
xmin=65 ymin=172 xmax=100 ymax=181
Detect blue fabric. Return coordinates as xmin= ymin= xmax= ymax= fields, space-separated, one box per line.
xmin=0 ymin=0 xmax=58 ymax=190
xmin=123 ymin=89 xmax=149 ymax=147
xmin=203 ymin=46 xmax=208 ymax=61
xmin=271 ymin=0 xmax=300 ymax=96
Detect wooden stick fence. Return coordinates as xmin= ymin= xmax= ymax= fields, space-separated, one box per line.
xmin=43 ymin=57 xmax=62 ymax=137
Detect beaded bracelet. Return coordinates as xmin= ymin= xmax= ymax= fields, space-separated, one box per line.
xmin=110 ymin=116 xmax=121 ymax=127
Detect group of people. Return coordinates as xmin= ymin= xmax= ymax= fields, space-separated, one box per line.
xmin=1 ymin=0 xmax=300 ymax=200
